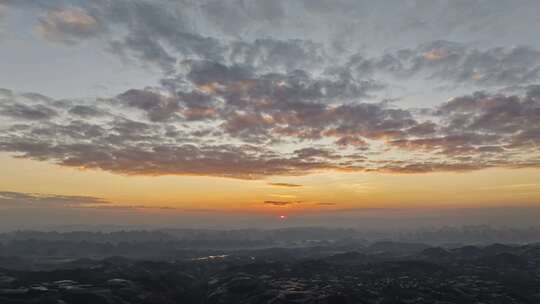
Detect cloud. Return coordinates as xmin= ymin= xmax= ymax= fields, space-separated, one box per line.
xmin=268 ymin=183 xmax=303 ymax=188
xmin=117 ymin=89 xmax=181 ymax=122
xmin=0 ymin=83 xmax=539 ymax=178
xmin=0 ymin=190 xmax=182 ymax=213
xmin=9 ymin=1 xmax=540 ymax=67
xmin=437 ymin=92 xmax=540 ymax=135
xmin=76 ymin=1 xmax=540 ymax=90
xmin=69 ymin=105 xmax=105 ymax=118
xmin=374 ymin=162 xmax=491 ymax=174
xmin=263 ymin=200 xmax=302 ymax=206
xmin=423 ymin=48 xmax=450 ymax=61
xmin=335 ymin=136 xmax=368 ymax=148
xmin=0 ymin=191 xmax=110 ymax=207
xmin=0 ymin=88 xmax=12 ymax=97
xmin=349 ymin=41 xmax=540 ymax=87
xmin=36 ymin=7 xmax=101 ymax=44
xmin=0 ymin=103 xmax=57 ymax=120
xmin=13 ymin=1 xmax=540 ymax=99
xmin=379 ymin=87 xmax=540 ymax=172
xmin=2 ymin=1 xmax=540 ymax=178
xmin=0 ymin=139 xmax=343 ymax=179
xmin=94 ymin=1 xmax=225 ymax=71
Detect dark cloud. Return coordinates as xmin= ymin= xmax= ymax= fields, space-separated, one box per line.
xmin=0 ymin=103 xmax=57 ymax=120
xmin=69 ymin=105 xmax=105 ymax=117
xmin=405 ymin=121 xmax=437 ymax=136
xmin=424 ymin=44 xmax=540 ymax=87
xmin=0 ymin=190 xmax=177 ymax=212
xmin=171 ymin=60 xmax=397 ymax=143
xmin=437 ymin=91 xmax=540 ymax=149
xmin=0 ymin=88 xmax=13 ymax=97
xmin=263 ymin=200 xmax=301 ymax=206
xmin=438 ymin=93 xmax=540 ymax=134
xmin=294 ymin=148 xmax=339 ymax=160
xmin=0 ymin=191 xmax=109 ymax=207
xmin=389 ymin=134 xmax=501 ymax=155
xmin=335 ymin=136 xmax=369 ymax=148
xmin=379 ymin=87 xmax=540 ymax=168
xmin=94 ymin=0 xmax=225 ymax=71
xmin=117 ymin=89 xmax=181 ymax=122
xmin=20 ymin=92 xmax=53 ymax=102
xmin=347 ymin=42 xmax=540 ymax=87
xmin=187 ymin=60 xmax=253 ymax=86
xmin=0 ymin=140 xmax=344 ymax=179
xmin=1 ymin=84 xmax=539 ymax=177
xmin=0 ymin=93 xmax=348 ymax=178
xmin=526 ymin=85 xmax=540 ymax=99
xmin=268 ymin=183 xmax=303 ymax=188
xmin=375 ymin=162 xmax=493 ymax=174
xmin=228 ymin=39 xmax=328 ymax=71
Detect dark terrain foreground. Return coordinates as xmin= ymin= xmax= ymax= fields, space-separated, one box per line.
xmin=2 ymin=242 xmax=540 ymax=304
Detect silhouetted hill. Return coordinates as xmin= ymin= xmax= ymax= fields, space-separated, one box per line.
xmin=1 ymin=242 xmax=540 ymax=303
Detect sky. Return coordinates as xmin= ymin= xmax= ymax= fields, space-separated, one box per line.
xmin=1 ymin=0 xmax=540 ymax=230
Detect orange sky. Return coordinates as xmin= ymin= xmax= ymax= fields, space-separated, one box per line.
xmin=2 ymin=153 xmax=539 ymax=214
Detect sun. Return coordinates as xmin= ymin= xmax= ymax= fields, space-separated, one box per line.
xmin=279 ymin=215 xmax=286 ymax=220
